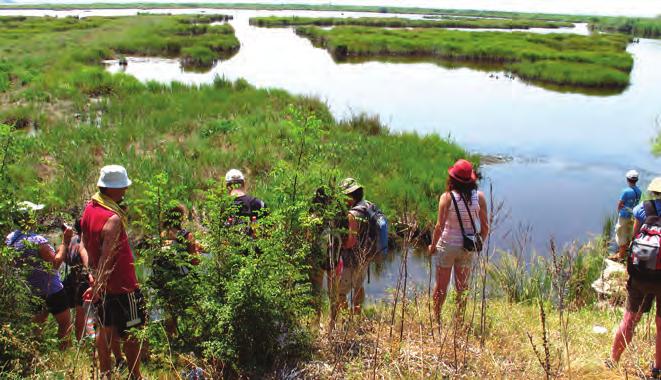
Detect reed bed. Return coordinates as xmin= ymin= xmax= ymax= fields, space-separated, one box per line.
xmin=295 ymin=25 xmax=633 ymax=90
xmin=249 ymin=16 xmax=574 ymax=30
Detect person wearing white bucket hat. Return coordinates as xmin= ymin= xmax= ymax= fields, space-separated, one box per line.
xmin=610 ymin=177 xmax=661 ymax=377
xmin=610 ymin=170 xmax=642 ymax=261
xmin=224 ymin=168 xmax=267 ymax=237
xmin=80 ymin=165 xmax=144 ymax=380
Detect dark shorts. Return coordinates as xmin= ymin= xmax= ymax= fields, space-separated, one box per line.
xmin=63 ymin=275 xmax=90 ymax=308
xmin=626 ymin=277 xmax=661 ymax=317
xmin=44 ymin=288 xmax=69 ymax=316
xmin=97 ymin=289 xmax=146 ymax=336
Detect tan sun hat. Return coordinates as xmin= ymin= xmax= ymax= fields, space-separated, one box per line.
xmin=648 ymin=177 xmax=661 ymax=193
xmin=340 ymin=177 xmax=362 ymax=195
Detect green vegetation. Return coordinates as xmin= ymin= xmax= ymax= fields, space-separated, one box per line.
xmin=0 ymin=14 xmax=464 ymax=224
xmin=590 ymin=16 xmax=661 ymax=38
xmin=249 ymin=15 xmax=574 ymax=29
xmin=294 ymin=25 xmax=633 ymax=89
xmin=5 ymin=2 xmax=661 ymax=39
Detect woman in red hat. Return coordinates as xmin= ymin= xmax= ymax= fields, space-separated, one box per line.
xmin=427 ymin=159 xmax=489 ymax=322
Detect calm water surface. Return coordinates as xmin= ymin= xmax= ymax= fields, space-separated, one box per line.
xmin=3 ymin=7 xmax=661 ymax=299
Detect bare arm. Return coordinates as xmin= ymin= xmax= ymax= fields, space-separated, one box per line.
xmin=78 ymin=237 xmax=89 ymax=268
xmin=633 ymin=219 xmax=642 ymax=238
xmin=428 ymin=193 xmax=450 ymax=254
xmin=38 ymin=228 xmax=72 ymax=269
xmin=617 ymin=200 xmax=625 ymax=212
xmin=343 ymin=213 xmax=359 ymax=250
xmin=477 ymin=191 xmax=489 ymax=242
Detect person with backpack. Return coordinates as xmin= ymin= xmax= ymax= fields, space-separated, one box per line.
xmin=151 ymin=203 xmax=201 ymax=336
xmin=609 ymin=170 xmax=642 ymax=262
xmin=7 ymin=201 xmax=73 ymax=350
xmin=427 ymin=159 xmax=489 ymax=322
xmin=62 ymin=218 xmax=91 ymax=342
xmin=330 ymin=178 xmax=388 ymax=322
xmin=609 ymin=177 xmax=661 ymax=378
xmin=224 ymin=169 xmax=267 ymax=237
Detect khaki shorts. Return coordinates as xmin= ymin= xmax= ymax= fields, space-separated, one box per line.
xmin=338 ymin=265 xmax=367 ymax=297
xmin=626 ymin=277 xmax=661 ymax=317
xmin=434 ymin=244 xmax=474 ymax=269
xmin=615 ymin=216 xmax=634 ymax=246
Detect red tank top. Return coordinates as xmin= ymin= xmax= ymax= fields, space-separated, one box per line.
xmin=81 ymin=201 xmax=138 ymax=295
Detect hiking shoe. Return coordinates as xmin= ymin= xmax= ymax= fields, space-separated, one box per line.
xmin=604 ymin=358 xmax=617 ymax=369
xmin=649 ymin=366 xmax=661 ymax=379
xmin=607 ymin=253 xmax=625 ymax=262
xmin=115 ymin=358 xmax=127 ymax=372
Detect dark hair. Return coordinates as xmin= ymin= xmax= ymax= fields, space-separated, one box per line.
xmin=163 ymin=204 xmax=187 ymax=230
xmin=446 ymin=176 xmax=477 ymax=204
xmin=348 ymin=188 xmax=364 ymax=203
xmin=98 ymin=187 xmax=109 ymax=195
xmin=74 ymin=218 xmax=82 ymax=234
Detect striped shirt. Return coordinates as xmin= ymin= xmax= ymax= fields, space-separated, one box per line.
xmin=438 ymin=190 xmax=480 ymax=248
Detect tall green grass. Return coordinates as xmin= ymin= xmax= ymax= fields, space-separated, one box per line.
xmin=295 ymin=25 xmax=633 ymax=90
xmin=249 ymin=16 xmax=574 ymax=29
xmin=0 ymin=15 xmax=465 ymax=223
xmin=590 ymin=16 xmax=661 ymax=38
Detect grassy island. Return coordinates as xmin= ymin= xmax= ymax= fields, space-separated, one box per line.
xmin=293 ymin=25 xmax=633 ymax=90
xmin=249 ymin=16 xmax=575 ymax=30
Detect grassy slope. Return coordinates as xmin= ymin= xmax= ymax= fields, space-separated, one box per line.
xmin=249 ymin=15 xmax=574 ymax=29
xmin=0 ymin=15 xmax=464 ymax=223
xmin=294 ymin=25 xmax=633 ymax=89
xmin=2 ymin=2 xmax=661 ymax=38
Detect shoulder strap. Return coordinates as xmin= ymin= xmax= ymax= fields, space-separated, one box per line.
xmin=644 ymin=201 xmax=658 ymax=219
xmin=450 ymin=192 xmax=467 ymax=237
xmin=460 ymin=193 xmax=478 ymax=233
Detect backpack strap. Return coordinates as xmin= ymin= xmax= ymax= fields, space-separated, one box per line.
xmin=644 ymin=200 xmax=659 ymax=220
xmin=460 ymin=193 xmax=478 ymax=234
xmin=450 ymin=192 xmax=468 ymax=238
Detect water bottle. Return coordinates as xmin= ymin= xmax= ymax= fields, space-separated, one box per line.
xmin=84 ymin=301 xmax=96 ymax=340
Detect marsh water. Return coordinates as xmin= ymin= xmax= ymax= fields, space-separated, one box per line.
xmin=3 ymin=7 xmax=661 ymax=299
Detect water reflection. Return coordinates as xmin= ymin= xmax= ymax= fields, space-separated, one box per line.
xmin=105 ymin=12 xmax=661 ymax=253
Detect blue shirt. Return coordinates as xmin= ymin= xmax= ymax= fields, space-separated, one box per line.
xmin=620 ymin=185 xmax=642 ymax=218
xmin=6 ymin=231 xmax=63 ymax=298
xmin=633 ymin=199 xmax=661 ymax=223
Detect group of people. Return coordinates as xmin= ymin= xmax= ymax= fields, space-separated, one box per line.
xmin=10 ymin=158 xmax=553 ymax=379
xmin=13 ymin=158 xmax=661 ymax=378
xmin=609 ymin=171 xmax=661 ymax=378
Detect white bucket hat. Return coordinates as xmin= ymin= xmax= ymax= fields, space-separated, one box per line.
xmin=626 ymin=169 xmax=639 ymax=180
xmin=225 ymin=169 xmax=245 ymax=184
xmin=97 ymin=165 xmax=132 ymax=188
xmin=18 ymin=201 xmax=45 ymax=212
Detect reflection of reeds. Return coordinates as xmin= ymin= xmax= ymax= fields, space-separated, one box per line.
xmin=295 ymin=25 xmax=632 ymax=91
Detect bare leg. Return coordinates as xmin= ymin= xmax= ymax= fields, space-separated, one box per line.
xmin=112 ymin=334 xmax=124 ymax=364
xmin=52 ymin=309 xmax=72 ymax=349
xmin=453 ymin=266 xmax=472 ymax=314
xmin=433 ymin=266 xmax=452 ymax=321
xmin=96 ymin=326 xmax=113 ymax=375
xmin=352 ymin=286 xmax=365 ymax=313
xmin=123 ymin=334 xmax=143 ymax=380
xmin=611 ymin=311 xmax=643 ymax=362
xmin=654 ymin=316 xmax=661 ymax=368
xmin=74 ymin=306 xmax=86 ymax=341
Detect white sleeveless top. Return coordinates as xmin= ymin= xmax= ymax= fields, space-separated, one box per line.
xmin=438 ymin=190 xmax=480 ymax=248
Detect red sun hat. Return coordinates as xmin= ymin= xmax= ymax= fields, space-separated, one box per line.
xmin=448 ymin=159 xmax=477 ymax=184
